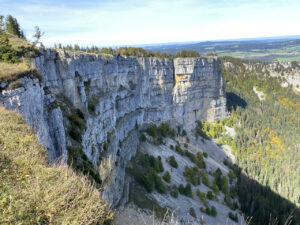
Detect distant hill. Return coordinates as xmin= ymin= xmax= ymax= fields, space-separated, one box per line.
xmin=142 ymin=36 xmax=300 ymax=62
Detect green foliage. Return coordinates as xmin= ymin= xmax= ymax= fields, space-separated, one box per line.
xmin=195 ymin=120 xmax=224 ymax=139
xmin=183 ymin=166 xmax=200 ymax=186
xmin=146 ymin=124 xmax=157 ymax=138
xmin=5 ymin=15 xmax=23 ymax=38
xmin=211 ymin=181 xmax=219 ymax=195
xmin=168 ymin=156 xmax=178 ymax=168
xmin=206 ymin=191 xmax=214 ymax=200
xmin=178 ymin=183 xmax=193 ymax=198
xmin=202 ymin=206 xmax=217 ymax=217
xmin=228 ymin=212 xmax=238 ymax=222
xmin=196 ymin=152 xmax=206 ymax=168
xmin=170 ymin=185 xmax=178 ymax=198
xmin=175 ymin=50 xmax=200 ymax=58
xmin=202 ymin=171 xmax=210 ymax=187
xmin=175 ymin=144 xmax=184 ymax=155
xmin=0 ymin=33 xmax=19 ymax=63
xmin=203 ymin=152 xmax=208 ymax=158
xmin=130 ymin=153 xmax=166 ymax=193
xmin=223 ymin=57 xmax=300 ymax=224
xmin=163 ymin=171 xmax=171 ymax=183
xmin=189 ymin=207 xmax=197 ymax=218
xmin=158 ymin=123 xmax=170 ymax=137
xmin=210 ymin=206 xmax=217 ymax=217
xmin=196 ymin=189 xmax=209 ymax=207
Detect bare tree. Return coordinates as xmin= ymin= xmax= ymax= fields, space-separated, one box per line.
xmin=33 ymin=26 xmax=44 ymax=47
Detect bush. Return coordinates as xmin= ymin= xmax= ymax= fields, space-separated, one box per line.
xmin=189 ymin=207 xmax=197 ymax=218
xmin=157 ymin=136 xmax=163 ymax=145
xmin=178 ymin=184 xmax=185 ymax=195
xmin=158 ymin=123 xmax=170 ymax=137
xmin=175 ymin=144 xmax=184 ymax=155
xmin=146 ymin=124 xmax=157 ymax=138
xmin=203 ymin=152 xmax=208 ymax=158
xmin=196 ymin=189 xmax=209 ymax=207
xmin=140 ymin=133 xmax=146 ymax=142
xmin=163 ymin=171 xmax=171 ymax=183
xmin=196 ymin=152 xmax=206 ymax=168
xmin=183 ymin=183 xmax=193 ymax=198
xmin=154 ymin=175 xmax=166 ymax=193
xmin=212 ymin=182 xmax=220 ymax=195
xmin=183 ymin=166 xmax=200 ymax=186
xmin=175 ymin=50 xmax=200 ymax=58
xmin=184 ymin=150 xmax=197 ymax=163
xmin=171 ymin=185 xmax=178 ymax=198
xmin=211 ymin=206 xmax=217 ymax=217
xmin=228 ymin=212 xmax=238 ymax=222
xmin=206 ymin=191 xmax=214 ymax=200
xmin=202 ymin=171 xmax=210 ymax=187
xmin=169 ymin=156 xmax=178 ymax=168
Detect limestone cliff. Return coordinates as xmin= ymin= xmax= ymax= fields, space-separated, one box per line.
xmin=0 ymin=49 xmax=227 ymax=206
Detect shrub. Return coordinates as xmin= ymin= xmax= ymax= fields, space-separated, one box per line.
xmin=157 ymin=136 xmax=163 ymax=145
xmin=211 ymin=206 xmax=217 ymax=217
xmin=228 ymin=212 xmax=238 ymax=222
xmin=175 ymin=144 xmax=184 ymax=155
xmin=178 ymin=184 xmax=185 ymax=195
xmin=184 ymin=143 xmax=188 ymax=148
xmin=170 ymin=144 xmax=174 ymax=150
xmin=170 ymin=185 xmax=178 ymax=198
xmin=202 ymin=171 xmax=210 ymax=187
xmin=154 ymin=175 xmax=166 ymax=193
xmin=189 ymin=207 xmax=197 ymax=218
xmin=175 ymin=50 xmax=200 ymax=58
xmin=184 ymin=183 xmax=193 ymax=198
xmin=183 ymin=166 xmax=200 ymax=186
xmin=206 ymin=191 xmax=214 ymax=200
xmin=163 ymin=171 xmax=171 ymax=183
xmin=196 ymin=152 xmax=206 ymax=168
xmin=158 ymin=123 xmax=170 ymax=137
xmin=184 ymin=150 xmax=197 ymax=163
xmin=212 ymin=182 xmax=220 ymax=195
xmin=196 ymin=189 xmax=209 ymax=207
xmin=169 ymin=156 xmax=178 ymax=168
xmin=203 ymin=152 xmax=208 ymax=158
xmin=140 ymin=133 xmax=146 ymax=142
xmin=146 ymin=124 xmax=157 ymax=138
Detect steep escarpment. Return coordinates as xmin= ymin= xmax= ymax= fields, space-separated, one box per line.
xmin=0 ymin=49 xmax=227 ymax=206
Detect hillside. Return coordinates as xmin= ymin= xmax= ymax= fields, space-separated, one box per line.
xmin=221 ymin=57 xmax=300 ymax=224
xmin=143 ymin=37 xmax=300 ymax=62
xmin=0 ymin=107 xmax=112 ymax=224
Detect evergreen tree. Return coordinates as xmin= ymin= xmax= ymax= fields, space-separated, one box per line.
xmin=5 ymin=15 xmax=23 ymax=37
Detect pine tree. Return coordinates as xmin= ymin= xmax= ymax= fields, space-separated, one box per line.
xmin=5 ymin=15 xmax=22 ymax=37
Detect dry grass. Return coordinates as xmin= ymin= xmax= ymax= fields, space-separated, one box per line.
xmin=0 ymin=61 xmax=31 ymax=79
xmin=0 ymin=107 xmax=113 ymax=224
xmin=6 ymin=33 xmax=32 ymax=49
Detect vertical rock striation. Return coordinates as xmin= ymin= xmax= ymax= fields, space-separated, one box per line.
xmin=0 ymin=49 xmax=227 ymax=206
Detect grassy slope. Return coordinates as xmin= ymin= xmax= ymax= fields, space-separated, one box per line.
xmin=0 ymin=107 xmax=113 ymax=224
xmin=0 ymin=34 xmax=34 ymax=79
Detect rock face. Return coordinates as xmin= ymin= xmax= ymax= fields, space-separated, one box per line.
xmin=0 ymin=49 xmax=227 ymax=206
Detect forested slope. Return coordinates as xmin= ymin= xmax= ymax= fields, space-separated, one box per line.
xmin=222 ymin=57 xmax=300 ymax=225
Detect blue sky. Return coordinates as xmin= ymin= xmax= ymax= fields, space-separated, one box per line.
xmin=0 ymin=0 xmax=299 ymax=47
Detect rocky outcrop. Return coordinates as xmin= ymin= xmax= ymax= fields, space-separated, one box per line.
xmin=0 ymin=49 xmax=227 ymax=206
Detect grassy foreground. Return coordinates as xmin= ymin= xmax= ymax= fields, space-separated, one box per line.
xmin=0 ymin=107 xmax=113 ymax=224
